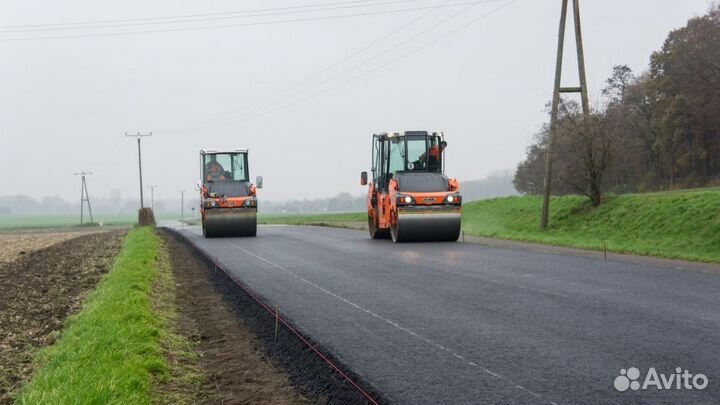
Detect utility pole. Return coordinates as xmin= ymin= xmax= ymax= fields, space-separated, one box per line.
xmin=147 ymin=185 xmax=157 ymax=211
xmin=179 ymin=190 xmax=185 ymax=222
xmin=540 ymin=0 xmax=590 ymax=229
xmin=74 ymin=171 xmax=94 ymax=224
xmin=125 ymin=132 xmax=152 ymax=208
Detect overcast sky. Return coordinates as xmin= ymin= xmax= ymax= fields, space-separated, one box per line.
xmin=0 ymin=0 xmax=711 ymax=203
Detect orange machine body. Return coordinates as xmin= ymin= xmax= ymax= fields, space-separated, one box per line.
xmin=200 ymin=183 xmax=257 ymax=213
xmin=199 ymin=149 xmax=262 ymax=238
xmin=362 ymin=131 xmax=462 ymax=242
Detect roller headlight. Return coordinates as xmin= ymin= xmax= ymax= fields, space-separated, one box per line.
xmin=397 ymin=195 xmax=415 ymax=205
xmin=446 ymin=194 xmax=461 ymax=204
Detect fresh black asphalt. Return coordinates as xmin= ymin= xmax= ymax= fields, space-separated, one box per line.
xmin=173 ymin=224 xmax=720 ymax=405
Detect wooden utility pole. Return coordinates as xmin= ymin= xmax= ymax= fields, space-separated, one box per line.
xmin=74 ymin=171 xmax=94 ymax=224
xmin=147 ymin=185 xmax=157 ymax=211
xmin=179 ymin=190 xmax=185 ymax=222
xmin=541 ymin=0 xmax=591 ymax=229
xmin=125 ymin=132 xmax=152 ymax=208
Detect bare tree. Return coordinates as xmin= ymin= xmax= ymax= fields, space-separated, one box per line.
xmin=554 ymin=101 xmax=616 ymax=206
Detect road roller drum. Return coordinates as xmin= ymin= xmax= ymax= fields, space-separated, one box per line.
xmin=391 ymin=208 xmax=461 ymax=242
xmin=202 ymin=208 xmax=257 ymax=238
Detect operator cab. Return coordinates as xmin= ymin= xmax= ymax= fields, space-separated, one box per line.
xmin=200 ymin=149 xmax=253 ymax=197
xmin=365 ymin=131 xmax=448 ymax=192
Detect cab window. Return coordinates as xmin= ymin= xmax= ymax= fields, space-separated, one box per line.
xmin=203 ymin=153 xmax=248 ymax=182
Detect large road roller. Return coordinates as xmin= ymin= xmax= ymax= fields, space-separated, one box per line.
xmin=198 ymin=149 xmax=263 ymax=238
xmin=360 ymin=131 xmax=462 ymax=242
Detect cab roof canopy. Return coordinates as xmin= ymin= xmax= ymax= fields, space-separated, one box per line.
xmin=374 ymin=131 xmax=444 ymax=138
xmin=200 ymin=148 xmax=249 ymax=154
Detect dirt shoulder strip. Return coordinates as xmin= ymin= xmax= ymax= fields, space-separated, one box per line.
xmin=162 ymin=231 xmax=310 ymax=404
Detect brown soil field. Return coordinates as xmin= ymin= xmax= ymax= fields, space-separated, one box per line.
xmin=163 ymin=233 xmax=310 ymax=405
xmin=0 ymin=231 xmax=125 ymax=404
xmin=0 ymin=230 xmax=110 ymax=264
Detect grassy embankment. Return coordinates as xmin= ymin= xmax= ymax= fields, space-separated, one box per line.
xmin=260 ymin=188 xmax=720 ymax=263
xmin=462 ymin=188 xmax=720 ymax=262
xmin=16 ymin=227 xmax=200 ymax=405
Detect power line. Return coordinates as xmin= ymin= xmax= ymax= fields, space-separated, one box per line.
xmin=186 ymin=1 xmax=478 ymax=130
xmin=165 ymin=0 xmax=496 ymax=132
xmin=159 ymin=0 xmax=463 ymax=133
xmin=0 ymin=1 xmax=496 ymax=42
xmin=91 ymin=141 xmax=134 ymax=173
xmin=0 ymin=0 xmax=431 ymax=33
xmin=192 ymin=0 xmax=519 ymax=129
xmin=171 ymin=0 xmax=513 ymax=132
xmin=0 ymin=0 xmax=424 ymax=30
xmin=86 ymin=135 xmax=129 ymax=172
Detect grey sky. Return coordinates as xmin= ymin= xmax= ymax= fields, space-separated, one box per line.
xmin=0 ymin=0 xmax=711 ymax=203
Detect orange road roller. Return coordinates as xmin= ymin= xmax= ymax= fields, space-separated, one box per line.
xmin=361 ymin=131 xmax=462 ymax=242
xmin=198 ymin=149 xmax=263 ymax=238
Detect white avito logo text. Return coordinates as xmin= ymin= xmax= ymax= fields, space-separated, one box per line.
xmin=614 ymin=367 xmax=709 ymax=392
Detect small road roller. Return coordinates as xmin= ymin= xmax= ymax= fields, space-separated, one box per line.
xmin=198 ymin=149 xmax=262 ymax=238
xmin=361 ymin=131 xmax=462 ymax=242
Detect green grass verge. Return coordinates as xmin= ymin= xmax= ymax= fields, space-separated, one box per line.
xmin=258 ymin=212 xmax=365 ymax=225
xmin=16 ymin=227 xmax=196 ymax=405
xmin=462 ymin=188 xmax=720 ymax=263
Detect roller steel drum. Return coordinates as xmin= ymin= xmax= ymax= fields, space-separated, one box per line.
xmin=202 ymin=208 xmax=257 ymax=238
xmin=390 ymin=207 xmax=461 ymax=242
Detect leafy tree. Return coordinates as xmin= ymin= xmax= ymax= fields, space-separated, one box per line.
xmin=514 ymin=5 xmax=720 ymax=200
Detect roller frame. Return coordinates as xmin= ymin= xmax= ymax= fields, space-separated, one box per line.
xmin=368 ymin=214 xmax=391 ymax=239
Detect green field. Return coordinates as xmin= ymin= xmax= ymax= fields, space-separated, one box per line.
xmin=258 ymin=212 xmax=365 ymax=225
xmin=0 ymin=212 xmax=197 ymax=230
xmin=260 ymin=189 xmax=720 ymax=263
xmin=17 ymin=227 xmax=194 ymax=405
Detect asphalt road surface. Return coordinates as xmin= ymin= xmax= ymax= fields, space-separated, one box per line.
xmin=172 ymin=224 xmax=720 ymax=405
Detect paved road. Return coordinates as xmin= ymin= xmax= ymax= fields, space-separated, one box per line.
xmin=173 ymin=224 xmax=720 ymax=405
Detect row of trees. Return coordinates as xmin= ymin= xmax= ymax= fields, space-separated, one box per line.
xmin=514 ymin=5 xmax=720 ymax=205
